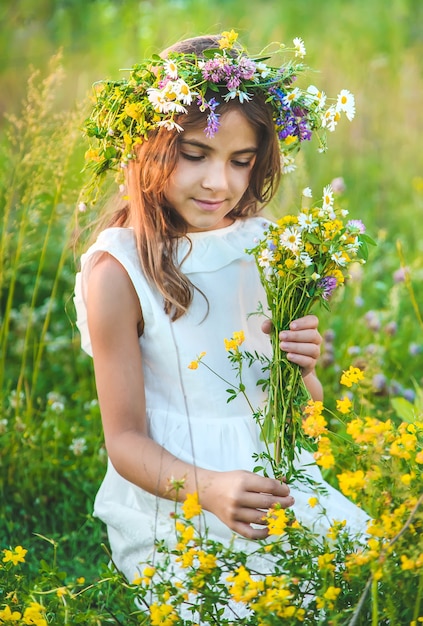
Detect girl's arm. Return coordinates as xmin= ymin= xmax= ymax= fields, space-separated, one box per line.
xmin=86 ymin=254 xmax=294 ymax=540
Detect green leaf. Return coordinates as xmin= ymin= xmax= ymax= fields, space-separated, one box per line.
xmin=390 ymin=397 xmax=417 ymax=422
xmin=360 ymin=233 xmax=378 ymax=246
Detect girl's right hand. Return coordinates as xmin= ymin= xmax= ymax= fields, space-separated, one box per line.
xmin=201 ymin=469 xmax=294 ymax=539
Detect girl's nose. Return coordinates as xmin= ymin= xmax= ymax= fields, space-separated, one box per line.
xmin=201 ymin=161 xmax=228 ymax=191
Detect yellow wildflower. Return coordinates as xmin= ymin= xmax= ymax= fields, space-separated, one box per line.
xmin=124 ymin=102 xmax=142 ymax=121
xmin=197 ymin=551 xmax=217 ymax=573
xmin=218 ymin=29 xmax=238 ymax=49
xmin=336 ymin=396 xmax=352 ymax=414
xmin=150 ymin=603 xmax=178 ymax=626
xmin=340 ymin=366 xmax=364 ymax=387
xmin=400 ymin=554 xmax=416 ymax=571
xmin=327 ymin=519 xmax=346 ymax=541
xmin=176 ymin=547 xmax=196 ymax=568
xmin=263 ymin=504 xmax=288 ymax=536
xmin=188 ymin=351 xmax=206 ymax=369
xmin=316 ymin=585 xmax=341 ymax=609
xmin=303 ymin=400 xmax=327 ymax=438
xmin=318 ymin=552 xmax=335 ymax=571
xmin=400 ymin=472 xmax=415 ymax=485
xmin=308 ymin=496 xmax=319 ymax=508
xmin=314 ymin=436 xmax=335 ymax=469
xmin=2 ymin=545 xmax=27 ymax=566
xmin=22 ymin=602 xmax=47 ymax=626
xmin=337 ymin=470 xmax=366 ymax=499
xmin=227 ymin=565 xmax=263 ymax=602
xmin=0 ymin=605 xmax=21 ymax=622
xmin=224 ymin=330 xmax=245 ymax=351
xmin=181 ymin=492 xmax=202 ymax=519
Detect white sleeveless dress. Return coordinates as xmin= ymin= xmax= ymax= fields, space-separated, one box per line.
xmin=74 ymin=216 xmax=369 ymax=583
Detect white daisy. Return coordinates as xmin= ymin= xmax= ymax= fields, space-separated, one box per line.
xmin=224 ymin=90 xmax=252 ymax=103
xmin=336 ymin=89 xmax=356 ymax=121
xmin=306 ymin=85 xmax=327 ymax=109
xmin=331 ymin=251 xmax=347 ymax=266
xmin=293 ymin=37 xmax=306 ymax=58
xmin=173 ymin=79 xmax=193 ymax=105
xmin=321 ymin=106 xmax=340 ymax=132
xmin=156 ymin=119 xmax=185 ymax=132
xmin=280 ymin=226 xmax=302 ymax=252
xmin=298 ymin=212 xmax=318 ymax=232
xmin=322 ymin=184 xmax=334 ymax=209
xmin=302 ymin=187 xmax=313 ymax=198
xmin=255 ymin=62 xmax=270 ymax=78
xmin=282 ymin=155 xmax=296 ymax=174
xmin=283 ymin=87 xmax=301 ymax=107
xmin=300 ymin=251 xmax=313 ymax=267
xmin=147 ymin=88 xmax=170 ymax=113
xmin=258 ymin=248 xmax=274 ymax=268
xmin=164 ymin=59 xmax=178 ymax=79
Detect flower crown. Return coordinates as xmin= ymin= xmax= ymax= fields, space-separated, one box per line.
xmin=81 ymin=30 xmax=355 ymax=203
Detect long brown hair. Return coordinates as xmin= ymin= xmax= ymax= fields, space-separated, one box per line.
xmin=103 ymin=35 xmax=281 ymax=321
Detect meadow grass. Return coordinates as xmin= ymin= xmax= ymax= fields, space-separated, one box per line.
xmin=0 ymin=0 xmax=422 ymax=623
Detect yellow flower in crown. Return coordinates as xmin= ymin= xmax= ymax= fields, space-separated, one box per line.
xmin=218 ymin=29 xmax=239 ymax=49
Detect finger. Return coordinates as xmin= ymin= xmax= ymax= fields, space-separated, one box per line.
xmin=240 ymin=491 xmax=294 ymax=512
xmin=289 ymin=314 xmax=319 ymax=331
xmin=233 ymin=521 xmax=269 ymax=540
xmin=281 ymin=340 xmax=321 ymax=359
xmin=246 ymin=474 xmax=291 ymax=497
xmin=261 ymin=319 xmax=272 ymax=334
xmin=280 ymin=329 xmax=322 ymax=346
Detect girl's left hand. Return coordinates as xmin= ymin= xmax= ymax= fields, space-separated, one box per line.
xmin=261 ymin=314 xmax=322 ymax=379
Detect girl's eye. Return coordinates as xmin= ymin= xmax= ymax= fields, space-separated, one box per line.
xmin=181 ymin=153 xmax=203 ymax=161
xmin=232 ymin=160 xmax=252 ymax=168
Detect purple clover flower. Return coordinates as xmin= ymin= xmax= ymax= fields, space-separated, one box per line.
xmin=346 ymin=219 xmax=366 ymax=234
xmin=317 ymin=275 xmax=338 ymax=300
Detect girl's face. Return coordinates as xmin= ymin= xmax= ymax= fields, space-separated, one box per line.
xmin=164 ymin=109 xmax=258 ymax=232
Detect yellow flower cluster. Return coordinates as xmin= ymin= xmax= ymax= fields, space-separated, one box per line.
xmin=181 ymin=492 xmax=202 ymax=520
xmin=262 ymin=504 xmax=288 ymax=536
xmin=313 ymin=436 xmax=335 ymax=469
xmin=224 ymin=330 xmax=245 ymax=352
xmin=336 ymin=469 xmax=366 ymax=500
xmin=340 ymin=365 xmax=364 ymax=387
xmin=150 ymin=602 xmax=178 ymax=626
xmin=0 ymin=602 xmax=47 ymax=626
xmin=316 ymin=585 xmax=341 ymax=610
xmin=227 ymin=566 xmax=306 ymax=622
xmin=187 ymin=351 xmax=206 ymax=370
xmin=302 ymin=400 xmax=327 ymax=438
xmin=2 ymin=545 xmax=27 ymax=566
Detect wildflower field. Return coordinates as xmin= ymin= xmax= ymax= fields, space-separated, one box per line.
xmin=0 ymin=0 xmax=422 ymax=624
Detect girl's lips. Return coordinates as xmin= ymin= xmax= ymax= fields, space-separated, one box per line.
xmin=194 ymin=199 xmax=225 ymax=211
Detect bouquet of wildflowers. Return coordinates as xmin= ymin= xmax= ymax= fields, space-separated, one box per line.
xmin=247 ymin=184 xmax=375 ymax=476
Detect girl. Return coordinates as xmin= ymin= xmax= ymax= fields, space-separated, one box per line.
xmin=74 ymin=32 xmax=369 ymax=586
